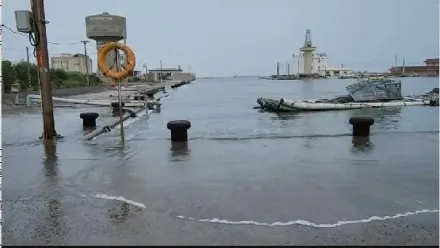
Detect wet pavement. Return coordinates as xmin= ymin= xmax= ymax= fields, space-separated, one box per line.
xmin=2 ymin=77 xmax=439 ymax=245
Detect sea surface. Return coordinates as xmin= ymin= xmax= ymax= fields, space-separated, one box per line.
xmin=2 ymin=77 xmax=439 ymax=245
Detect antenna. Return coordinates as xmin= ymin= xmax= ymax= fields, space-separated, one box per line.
xmin=304 ymin=29 xmax=313 ymax=47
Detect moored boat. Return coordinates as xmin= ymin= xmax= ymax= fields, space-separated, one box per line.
xmin=256 ymin=96 xmax=429 ymax=112
xmin=346 ymin=77 xmax=402 ymax=102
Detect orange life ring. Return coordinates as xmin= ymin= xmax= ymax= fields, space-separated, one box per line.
xmin=98 ymin=42 xmax=136 ymax=80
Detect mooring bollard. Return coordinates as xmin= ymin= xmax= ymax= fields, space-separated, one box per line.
xmin=80 ymin=112 xmax=99 ymax=129
xmin=349 ymin=116 xmax=374 ymax=137
xmin=111 ymin=102 xmax=125 ymax=110
xmin=167 ymin=120 xmax=191 ymax=142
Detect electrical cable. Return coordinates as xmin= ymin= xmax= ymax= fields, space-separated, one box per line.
xmin=2 ymin=24 xmax=85 ymax=46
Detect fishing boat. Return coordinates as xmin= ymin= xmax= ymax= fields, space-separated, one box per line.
xmin=345 ymin=77 xmax=402 ymax=102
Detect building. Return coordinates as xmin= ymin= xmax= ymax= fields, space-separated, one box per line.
xmin=51 ymin=53 xmax=92 ymax=74
xmin=324 ymin=68 xmax=354 ymax=77
xmin=147 ymin=68 xmax=182 ymax=81
xmin=425 ymin=58 xmax=439 ymax=67
xmin=298 ymin=53 xmax=329 ymax=75
xmin=389 ymin=58 xmax=439 ymax=77
xmin=146 ymin=67 xmax=196 ymax=82
xmin=296 ymin=53 xmax=354 ymax=77
xmin=133 ymin=70 xmax=142 ymax=77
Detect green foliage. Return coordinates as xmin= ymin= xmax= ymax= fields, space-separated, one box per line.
xmin=2 ymin=59 xmax=102 ymax=93
xmin=2 ymin=60 xmax=17 ymax=92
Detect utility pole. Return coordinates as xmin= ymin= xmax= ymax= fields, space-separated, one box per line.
xmin=402 ymin=56 xmax=406 ymax=75
xmin=160 ymin=60 xmax=163 ymax=83
xmin=394 ymin=54 xmax=398 ymax=67
xmin=81 ymin=40 xmax=90 ymax=85
xmin=117 ymin=49 xmax=125 ymax=144
xmin=26 ymin=46 xmax=32 ymax=91
xmin=276 ymin=62 xmax=280 ymax=77
xmin=144 ymin=63 xmax=148 ymax=75
xmin=31 ymin=0 xmax=58 ymax=140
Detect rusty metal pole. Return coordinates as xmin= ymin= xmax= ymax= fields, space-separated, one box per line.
xmin=114 ymin=48 xmax=125 ymax=144
xmin=31 ymin=0 xmax=58 ymax=139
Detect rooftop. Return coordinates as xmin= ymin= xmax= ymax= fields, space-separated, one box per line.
xmin=51 ymin=53 xmax=90 ymax=59
xmin=424 ymin=58 xmax=439 ymax=64
xmin=149 ymin=68 xmax=183 ymax=72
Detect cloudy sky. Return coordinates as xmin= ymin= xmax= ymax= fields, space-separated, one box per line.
xmin=2 ymin=0 xmax=439 ymax=77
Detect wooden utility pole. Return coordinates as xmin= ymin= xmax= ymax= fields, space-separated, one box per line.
xmin=81 ymin=40 xmax=90 ymax=85
xmin=31 ymin=0 xmax=58 ymax=139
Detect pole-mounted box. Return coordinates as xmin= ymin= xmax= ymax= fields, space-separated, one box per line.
xmin=14 ymin=10 xmax=34 ymax=33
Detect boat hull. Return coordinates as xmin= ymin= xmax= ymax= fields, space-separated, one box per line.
xmin=256 ymin=96 xmax=428 ymax=112
xmin=280 ymin=98 xmax=428 ymax=111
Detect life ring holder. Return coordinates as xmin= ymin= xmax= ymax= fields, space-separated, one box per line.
xmin=98 ymin=42 xmax=136 ymax=81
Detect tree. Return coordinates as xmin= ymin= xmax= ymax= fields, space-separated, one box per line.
xmin=14 ymin=61 xmax=39 ymax=90
xmin=2 ymin=59 xmax=103 ymax=91
xmin=2 ymin=60 xmax=17 ymax=93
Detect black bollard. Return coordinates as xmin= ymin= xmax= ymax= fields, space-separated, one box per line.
xmin=349 ymin=116 xmax=374 ymax=137
xmin=167 ymin=120 xmax=191 ymax=142
xmin=147 ymin=93 xmax=155 ymax=100
xmin=80 ymin=112 xmax=99 ymax=129
xmin=111 ymin=102 xmax=125 ymax=110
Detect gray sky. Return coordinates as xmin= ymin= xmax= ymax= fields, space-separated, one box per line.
xmin=2 ymin=0 xmax=439 ymax=77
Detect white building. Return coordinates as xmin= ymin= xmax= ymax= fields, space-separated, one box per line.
xmin=297 ymin=53 xmax=329 ymax=76
xmin=51 ymin=53 xmax=92 ymax=74
xmin=296 ymin=53 xmax=354 ymax=77
xmin=147 ymin=68 xmax=196 ymax=82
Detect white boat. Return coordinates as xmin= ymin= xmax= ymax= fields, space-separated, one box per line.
xmin=256 ymin=96 xmax=430 ymax=112
xmin=26 ymin=94 xmax=152 ymax=108
xmin=278 ymin=98 xmax=429 ymax=111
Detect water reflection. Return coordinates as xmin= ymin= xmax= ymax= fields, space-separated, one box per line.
xmin=351 ymin=136 xmax=374 ymax=154
xmin=43 ymin=140 xmax=58 ymax=178
xmin=42 ymin=141 xmax=66 ymax=238
xmin=271 ymin=112 xmax=301 ymax=129
xmin=169 ymin=142 xmax=190 ymax=162
xmin=350 ymin=107 xmax=402 ymax=131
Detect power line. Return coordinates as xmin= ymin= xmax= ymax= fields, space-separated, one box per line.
xmin=3 ymin=46 xmax=97 ymax=56
xmin=1 ymin=24 xmax=83 ymax=45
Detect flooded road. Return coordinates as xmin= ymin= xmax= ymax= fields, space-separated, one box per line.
xmin=3 ymin=77 xmax=439 ymax=245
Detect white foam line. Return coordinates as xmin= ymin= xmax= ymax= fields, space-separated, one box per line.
xmin=93 ymin=194 xmax=147 ymax=209
xmin=177 ymin=209 xmax=439 ymax=228
xmin=92 ymin=194 xmax=439 ymax=228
